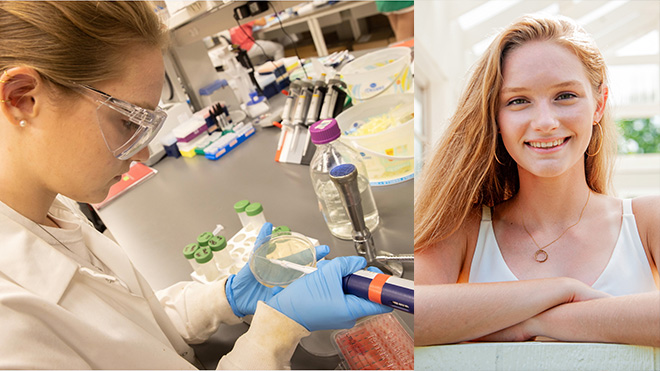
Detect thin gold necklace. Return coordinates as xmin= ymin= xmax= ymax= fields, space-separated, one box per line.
xmin=521 ymin=190 xmax=591 ymax=263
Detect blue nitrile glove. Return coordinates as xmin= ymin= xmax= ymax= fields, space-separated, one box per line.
xmin=266 ymin=256 xmax=393 ymax=331
xmin=225 ymin=222 xmax=330 ymax=317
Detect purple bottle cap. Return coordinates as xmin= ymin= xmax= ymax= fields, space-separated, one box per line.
xmin=309 ymin=118 xmax=341 ymax=144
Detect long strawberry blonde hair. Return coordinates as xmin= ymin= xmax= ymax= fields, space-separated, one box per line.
xmin=414 ymin=14 xmax=616 ymax=253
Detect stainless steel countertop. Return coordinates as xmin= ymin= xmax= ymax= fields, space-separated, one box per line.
xmin=97 ymin=95 xmax=414 ymax=369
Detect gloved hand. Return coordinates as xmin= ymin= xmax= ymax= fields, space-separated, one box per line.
xmin=266 ymin=256 xmax=393 ymax=331
xmin=225 ymin=222 xmax=330 ymax=317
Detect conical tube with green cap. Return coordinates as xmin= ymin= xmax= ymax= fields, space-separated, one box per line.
xmin=234 ymin=200 xmax=251 ymax=228
xmin=183 ymin=243 xmax=201 ymax=275
xmin=209 ymin=235 xmax=232 ymax=269
xmin=245 ymin=202 xmax=267 ymax=232
xmin=194 ymin=246 xmax=220 ymax=281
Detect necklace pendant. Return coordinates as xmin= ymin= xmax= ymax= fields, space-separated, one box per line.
xmin=534 ymin=249 xmax=548 ymax=263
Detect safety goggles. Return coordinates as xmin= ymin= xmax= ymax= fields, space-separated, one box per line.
xmin=72 ymin=83 xmax=167 ymax=160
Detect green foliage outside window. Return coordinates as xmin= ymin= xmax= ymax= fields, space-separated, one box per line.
xmin=616 ymin=116 xmax=660 ymax=154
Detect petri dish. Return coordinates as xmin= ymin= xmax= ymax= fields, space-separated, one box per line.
xmin=249 ymin=231 xmax=316 ymax=288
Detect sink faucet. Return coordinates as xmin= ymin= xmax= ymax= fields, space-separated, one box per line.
xmin=329 ymin=163 xmax=413 ymax=277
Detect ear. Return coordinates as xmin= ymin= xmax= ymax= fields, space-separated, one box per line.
xmin=594 ymin=83 xmax=608 ymax=123
xmin=0 ymin=66 xmax=44 ymax=126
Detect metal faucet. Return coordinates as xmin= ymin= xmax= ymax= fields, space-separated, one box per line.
xmin=329 ymin=163 xmax=413 ymax=277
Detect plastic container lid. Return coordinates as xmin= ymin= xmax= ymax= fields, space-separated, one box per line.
xmin=310 ymin=118 xmax=340 ymax=144
xmin=199 ymin=79 xmax=229 ymax=96
xmin=249 ymin=232 xmax=316 ymax=288
xmin=234 ymin=200 xmax=250 ymax=213
xmin=245 ymin=202 xmax=264 ymax=216
xmin=183 ymin=243 xmax=199 ymax=259
xmin=197 ymin=232 xmax=214 ymax=247
xmin=208 ymin=235 xmax=227 ymax=251
xmin=194 ymin=246 xmax=214 ymax=264
xmin=160 ymin=132 xmax=178 ymax=146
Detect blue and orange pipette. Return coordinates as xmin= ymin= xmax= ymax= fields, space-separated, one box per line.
xmin=268 ymin=258 xmax=414 ymax=313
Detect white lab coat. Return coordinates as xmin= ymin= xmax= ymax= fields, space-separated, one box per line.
xmin=0 ymin=196 xmax=309 ymax=369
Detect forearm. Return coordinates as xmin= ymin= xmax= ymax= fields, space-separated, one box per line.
xmin=157 ymin=279 xmax=243 ymax=344
xmin=217 ymin=302 xmax=309 ymax=370
xmin=415 ymin=278 xmax=577 ymax=346
xmin=531 ymin=291 xmax=660 ymax=347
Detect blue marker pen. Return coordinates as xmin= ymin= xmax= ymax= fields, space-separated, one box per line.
xmin=268 ymin=259 xmax=414 ymax=313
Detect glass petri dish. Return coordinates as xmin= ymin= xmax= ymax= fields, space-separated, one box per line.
xmin=249 ymin=231 xmax=316 ymax=288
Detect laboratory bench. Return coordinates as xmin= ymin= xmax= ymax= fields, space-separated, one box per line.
xmin=255 ymin=1 xmax=381 ymax=57
xmin=96 ymin=98 xmax=414 ymax=369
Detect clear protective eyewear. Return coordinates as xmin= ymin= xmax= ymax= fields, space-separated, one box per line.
xmin=72 ymin=83 xmax=167 ymax=160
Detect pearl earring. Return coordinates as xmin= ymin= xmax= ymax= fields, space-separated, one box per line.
xmin=19 ymin=120 xmax=27 ymax=128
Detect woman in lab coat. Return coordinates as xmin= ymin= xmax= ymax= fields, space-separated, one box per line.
xmin=0 ymin=2 xmax=390 ymax=369
xmin=414 ymin=14 xmax=659 ymax=346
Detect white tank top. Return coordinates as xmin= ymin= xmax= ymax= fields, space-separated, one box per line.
xmin=469 ymin=199 xmax=657 ymax=296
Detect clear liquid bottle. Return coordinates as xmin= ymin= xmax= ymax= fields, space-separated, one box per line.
xmin=309 ymin=118 xmax=379 ymax=240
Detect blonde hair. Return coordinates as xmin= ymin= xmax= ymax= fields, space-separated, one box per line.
xmin=0 ymin=1 xmax=168 ymax=94
xmin=414 ymin=14 xmax=616 ymax=253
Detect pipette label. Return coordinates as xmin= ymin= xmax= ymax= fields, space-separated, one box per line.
xmin=367 ymin=273 xmax=389 ymax=304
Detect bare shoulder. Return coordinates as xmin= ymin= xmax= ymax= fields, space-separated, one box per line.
xmin=631 ymin=195 xmax=660 ymax=262
xmin=631 ymin=195 xmax=660 ymax=219
xmin=416 ymin=206 xmax=482 ymax=285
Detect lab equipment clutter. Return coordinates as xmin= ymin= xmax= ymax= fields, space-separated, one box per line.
xmin=203 ymin=122 xmax=256 ymax=160
xmin=159 ymin=133 xmax=181 ymax=158
xmin=335 ymin=93 xmax=415 ymax=186
xmin=173 ymin=117 xmax=207 ymax=144
xmin=198 ymin=79 xmax=240 ymax=110
xmin=340 ymin=47 xmax=413 ymax=102
xmin=319 ymin=75 xmax=347 ymax=120
xmin=183 ymin=200 xmax=320 ymax=284
xmin=276 ymin=73 xmax=348 ymax=165
xmin=309 ymin=118 xmax=379 ymax=240
xmin=184 ymin=228 xmax=254 ymax=283
xmin=245 ymin=92 xmax=269 ymax=117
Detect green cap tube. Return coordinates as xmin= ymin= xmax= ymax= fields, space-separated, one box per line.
xmin=194 ymin=246 xmax=213 ymax=264
xmin=273 ymin=226 xmax=291 ymax=235
xmin=245 ymin=202 xmax=263 ymax=216
xmin=183 ymin=243 xmax=199 ymax=260
xmin=208 ymin=235 xmax=227 ymax=251
xmin=197 ymin=231 xmax=214 ymax=247
xmin=234 ymin=199 xmax=250 ymax=213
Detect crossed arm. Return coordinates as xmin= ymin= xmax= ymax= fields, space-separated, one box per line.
xmin=415 ymin=281 xmax=660 ymax=347
xmin=479 ymin=291 xmax=660 ymax=346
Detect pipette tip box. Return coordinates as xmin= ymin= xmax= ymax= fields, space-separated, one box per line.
xmin=204 ymin=123 xmax=256 ymax=160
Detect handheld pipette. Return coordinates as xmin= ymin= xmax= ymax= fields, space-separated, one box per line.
xmin=267 ymin=258 xmax=414 ymax=313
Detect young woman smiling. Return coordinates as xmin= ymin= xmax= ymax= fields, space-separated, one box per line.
xmin=414 ymin=14 xmax=659 ymax=347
